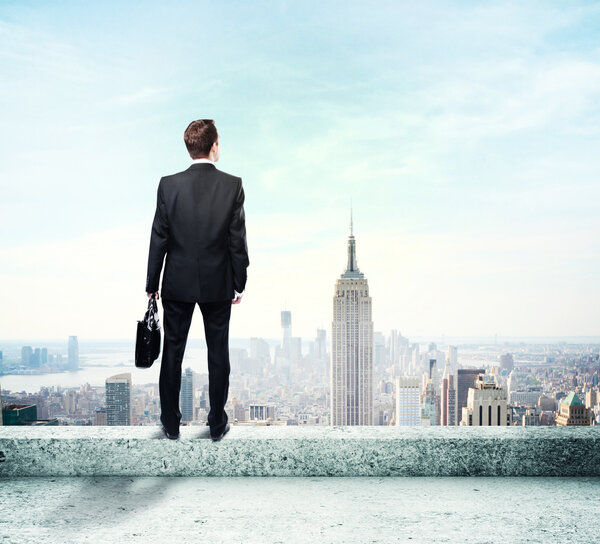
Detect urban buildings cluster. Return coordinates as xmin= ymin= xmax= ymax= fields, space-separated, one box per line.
xmin=1 ymin=214 xmax=598 ymax=428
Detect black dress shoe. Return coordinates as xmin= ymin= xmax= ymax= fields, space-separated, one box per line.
xmin=162 ymin=424 xmax=180 ymax=440
xmin=210 ymin=423 xmax=230 ymax=442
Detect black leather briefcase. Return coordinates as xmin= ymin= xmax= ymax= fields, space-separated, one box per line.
xmin=135 ymin=297 xmax=161 ymax=368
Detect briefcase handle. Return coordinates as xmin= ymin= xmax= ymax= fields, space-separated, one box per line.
xmin=144 ymin=297 xmax=161 ymax=331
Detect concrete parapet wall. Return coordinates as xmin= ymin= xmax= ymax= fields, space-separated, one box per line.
xmin=0 ymin=425 xmax=598 ymax=477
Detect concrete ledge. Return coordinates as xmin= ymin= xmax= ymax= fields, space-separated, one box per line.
xmin=0 ymin=425 xmax=598 ymax=477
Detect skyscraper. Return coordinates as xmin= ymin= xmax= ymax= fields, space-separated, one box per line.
xmin=499 ymin=353 xmax=514 ymax=373
xmin=315 ymin=329 xmax=327 ymax=360
xmin=330 ymin=209 xmax=373 ymax=426
xmin=389 ymin=330 xmax=409 ymax=374
xmin=281 ymin=310 xmax=292 ymax=359
xmin=421 ymin=378 xmax=437 ymax=425
xmin=457 ymin=368 xmax=485 ymax=423
xmin=441 ymin=357 xmax=456 ymax=426
xmin=68 ymin=336 xmax=79 ymax=370
xmin=181 ymin=367 xmax=194 ymax=423
xmin=21 ymin=346 xmax=33 ymax=367
xmin=395 ymin=375 xmax=420 ymax=426
xmin=32 ymin=348 xmax=41 ymax=368
xmin=447 ymin=345 xmax=458 ymax=374
xmin=459 ymin=373 xmax=510 ymax=426
xmin=250 ymin=337 xmax=271 ymax=364
xmin=106 ymin=373 xmax=131 ymax=426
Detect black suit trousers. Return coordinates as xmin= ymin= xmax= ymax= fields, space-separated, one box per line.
xmin=159 ymin=297 xmax=232 ymax=435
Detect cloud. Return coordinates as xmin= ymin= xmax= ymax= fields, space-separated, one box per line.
xmin=1 ymin=1 xmax=600 ymax=339
xmin=415 ymin=58 xmax=600 ymax=142
xmin=109 ymin=86 xmax=172 ymax=106
xmin=0 ymin=19 xmax=99 ymax=83
xmin=1 ymin=208 xmax=598 ymax=340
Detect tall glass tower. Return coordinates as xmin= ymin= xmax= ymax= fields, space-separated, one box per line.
xmin=281 ymin=311 xmax=292 ymax=359
xmin=330 ymin=209 xmax=373 ymax=425
xmin=181 ymin=367 xmax=194 ymax=423
xmin=68 ymin=336 xmax=79 ymax=370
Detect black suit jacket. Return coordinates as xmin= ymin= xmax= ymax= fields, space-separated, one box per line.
xmin=145 ymin=162 xmax=249 ymax=302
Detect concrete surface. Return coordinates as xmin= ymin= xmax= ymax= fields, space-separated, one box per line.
xmin=1 ymin=425 xmax=599 ymax=477
xmin=1 ymin=475 xmax=599 ymax=543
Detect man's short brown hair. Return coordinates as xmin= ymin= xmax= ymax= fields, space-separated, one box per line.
xmin=184 ymin=119 xmax=218 ymax=158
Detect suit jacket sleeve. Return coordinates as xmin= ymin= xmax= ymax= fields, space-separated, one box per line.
xmin=229 ymin=177 xmax=249 ymax=293
xmin=145 ymin=178 xmax=169 ymax=293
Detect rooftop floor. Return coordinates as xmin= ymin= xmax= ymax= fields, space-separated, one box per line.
xmin=2 ymin=475 xmax=599 ymax=543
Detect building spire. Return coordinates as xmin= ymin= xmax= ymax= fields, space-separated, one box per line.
xmin=342 ymin=203 xmax=364 ymax=279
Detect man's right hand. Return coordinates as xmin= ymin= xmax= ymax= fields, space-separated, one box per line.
xmin=232 ymin=294 xmax=242 ymax=304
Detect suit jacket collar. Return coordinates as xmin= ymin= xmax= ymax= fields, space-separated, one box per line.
xmin=188 ymin=162 xmax=217 ymax=170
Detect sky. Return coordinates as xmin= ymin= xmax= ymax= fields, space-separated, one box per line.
xmin=0 ymin=0 xmax=599 ymax=341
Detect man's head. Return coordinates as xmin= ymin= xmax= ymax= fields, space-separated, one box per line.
xmin=184 ymin=119 xmax=220 ymax=162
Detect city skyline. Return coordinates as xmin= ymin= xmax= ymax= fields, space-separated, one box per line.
xmin=1 ymin=333 xmax=597 ymax=426
xmin=1 ymin=1 xmax=599 ymax=340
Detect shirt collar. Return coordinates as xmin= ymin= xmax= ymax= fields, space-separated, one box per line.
xmin=191 ymin=158 xmax=215 ymax=165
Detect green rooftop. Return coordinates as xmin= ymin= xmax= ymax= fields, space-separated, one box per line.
xmin=562 ymin=391 xmax=584 ymax=406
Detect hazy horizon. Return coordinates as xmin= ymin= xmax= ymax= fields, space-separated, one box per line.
xmin=2 ymin=336 xmax=600 ymax=346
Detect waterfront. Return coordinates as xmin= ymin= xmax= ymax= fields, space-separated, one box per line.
xmin=0 ymin=339 xmax=229 ymax=394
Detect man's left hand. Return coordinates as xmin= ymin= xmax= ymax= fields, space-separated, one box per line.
xmin=147 ymin=292 xmax=159 ymax=299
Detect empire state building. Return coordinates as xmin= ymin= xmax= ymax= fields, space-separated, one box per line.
xmin=330 ymin=211 xmax=374 ymax=425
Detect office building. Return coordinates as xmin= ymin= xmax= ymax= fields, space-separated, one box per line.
xmin=330 ymin=209 xmax=374 ymax=425
xmin=395 ymin=375 xmax=420 ymax=426
xmin=106 ymin=373 xmax=132 ymax=426
xmin=21 ymin=346 xmax=33 ymax=366
xmin=457 ymin=368 xmax=485 ymax=423
xmin=281 ymin=311 xmax=292 ymax=359
xmin=68 ymin=336 xmax=79 ymax=370
xmin=556 ymin=392 xmax=594 ymax=426
xmin=460 ymin=373 xmax=510 ymax=426
xmin=441 ymin=358 xmax=456 ymax=426
xmin=181 ymin=367 xmax=194 ymax=423
xmin=249 ymin=403 xmax=276 ymax=421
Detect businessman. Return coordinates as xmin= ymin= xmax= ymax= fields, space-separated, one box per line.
xmin=145 ymin=119 xmax=249 ymax=442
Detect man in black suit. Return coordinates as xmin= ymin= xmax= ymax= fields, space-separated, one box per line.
xmin=145 ymin=119 xmax=249 ymax=441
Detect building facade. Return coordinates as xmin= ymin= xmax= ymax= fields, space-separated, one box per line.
xmin=457 ymin=368 xmax=485 ymax=423
xmin=106 ymin=373 xmax=131 ymax=426
xmin=68 ymin=336 xmax=79 ymax=370
xmin=556 ymin=392 xmax=594 ymax=426
xmin=181 ymin=367 xmax=194 ymax=423
xmin=330 ymin=211 xmax=373 ymax=426
xmin=460 ymin=373 xmax=510 ymax=426
xmin=395 ymin=375 xmax=420 ymax=426
xmin=441 ymin=361 xmax=457 ymax=426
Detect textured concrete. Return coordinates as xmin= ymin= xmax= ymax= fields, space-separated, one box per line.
xmin=1 ymin=425 xmax=599 ymax=477
xmin=1 ymin=476 xmax=599 ymax=543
